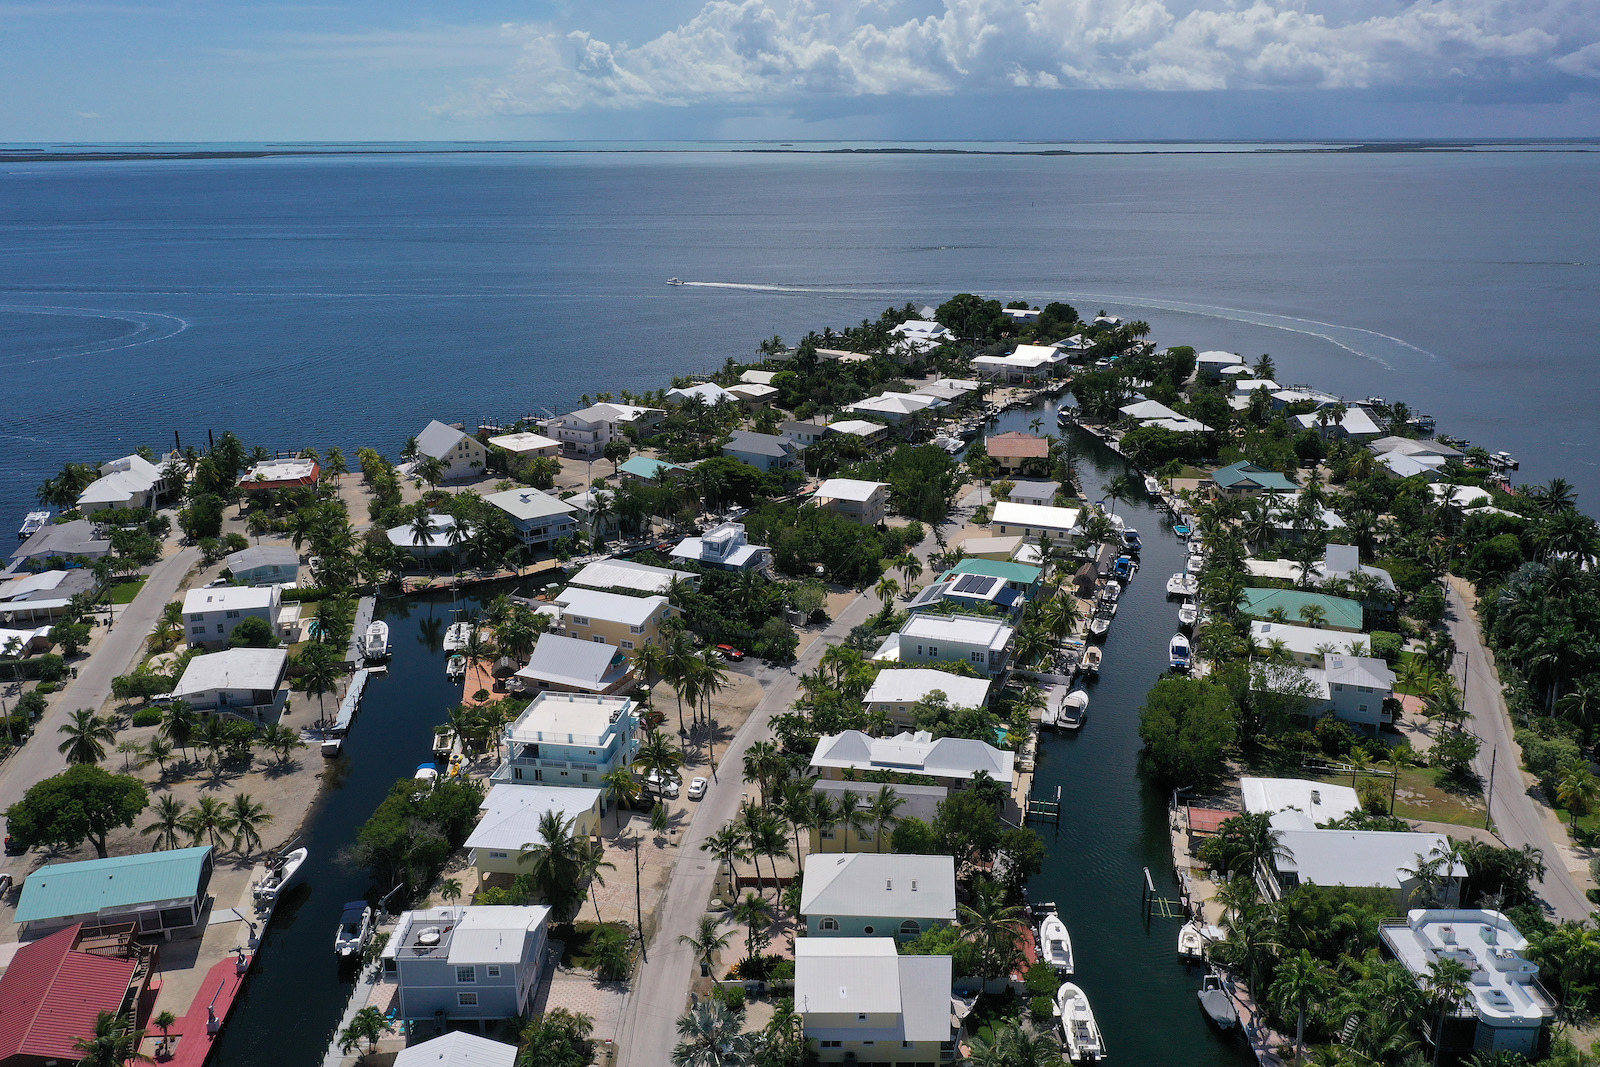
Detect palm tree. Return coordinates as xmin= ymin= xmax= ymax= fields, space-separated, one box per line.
xmin=636 ymin=730 xmax=684 ymax=801
xmin=1271 ymin=948 xmax=1329 ymax=1067
xmin=874 ymin=574 xmax=900 ymax=612
xmin=631 ymin=642 xmax=668 ymax=688
xmin=439 ymin=879 xmax=463 ymax=905
xmin=701 ymin=823 xmax=750 ymax=894
xmin=865 ymin=785 xmax=905 ymax=853
xmin=966 ymin=1022 xmax=1059 ymax=1067
xmin=72 ymin=1010 xmax=152 ymax=1067
xmin=337 ymin=1005 xmax=394 ymax=1057
xmin=602 ymin=767 xmax=642 ymax=829
xmin=741 ymin=740 xmax=783 ymax=805
xmin=296 ymin=648 xmax=341 ymax=729
xmin=678 ymin=914 xmax=731 ymax=978
xmin=664 ymin=631 xmax=699 ymax=737
xmin=835 ymin=789 xmax=870 ymax=850
xmin=730 ymin=890 xmax=773 ymax=964
xmin=159 ymin=702 xmax=198 ymax=759
xmin=520 ymin=811 xmax=587 ymax=921
xmin=957 ymin=878 xmax=1024 ymax=982
xmin=57 ymin=708 xmax=116 ymax=765
xmin=1555 ymin=759 xmax=1600 ymax=827
xmin=227 ymin=793 xmax=273 ymax=855
xmin=1042 ymin=593 xmax=1080 ymax=646
xmin=142 ymin=795 xmax=189 ymax=851
xmin=578 ymin=839 xmax=616 ymax=925
xmin=693 ymin=647 xmax=730 ymax=728
xmin=1426 ymin=957 xmax=1474 ymax=1067
xmin=671 ymin=998 xmax=752 ymax=1067
xmin=1297 ymin=604 xmax=1327 ymax=628
xmin=181 ymin=796 xmax=236 ymax=849
xmin=896 ymin=553 xmax=924 ymax=591
xmin=139 ymin=736 xmax=176 ymax=777
xmin=1103 ymin=473 xmax=1138 ymax=516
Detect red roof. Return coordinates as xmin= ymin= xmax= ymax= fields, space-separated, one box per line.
xmin=1186 ymin=806 xmax=1236 ymax=835
xmin=0 ymin=924 xmax=138 ymax=1064
xmin=985 ymin=432 xmax=1049 ymax=458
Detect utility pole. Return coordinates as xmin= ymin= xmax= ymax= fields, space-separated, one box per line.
xmin=1485 ymin=748 xmax=1496 ymax=831
xmin=631 ymin=829 xmax=647 ymax=962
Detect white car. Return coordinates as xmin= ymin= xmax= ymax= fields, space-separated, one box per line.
xmin=644 ymin=771 xmax=681 ymax=799
xmin=687 ymin=777 xmax=708 ymax=800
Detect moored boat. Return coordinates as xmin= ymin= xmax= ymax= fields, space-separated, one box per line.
xmin=1198 ymin=973 xmax=1238 ymax=1029
xmin=1098 ymin=581 xmax=1120 ymax=604
xmin=1169 ymin=634 xmax=1192 ymax=671
xmin=363 ymin=620 xmax=390 ymax=662
xmin=334 ymin=900 xmax=374 ymax=960
xmin=1177 ymin=920 xmax=1224 ymax=963
xmin=1112 ymin=555 xmax=1134 ymax=581
xmin=1178 ymin=600 xmax=1199 ymax=630
xmin=1081 ymin=646 xmax=1102 ymax=676
xmin=1173 ymin=522 xmax=1191 ymax=539
xmin=1088 ymin=612 xmax=1112 ymax=638
xmin=446 ymin=654 xmax=467 ymax=680
xmin=1144 ymin=475 xmax=1161 ymax=495
xmin=1167 ymin=573 xmax=1197 ymax=598
xmin=320 ymin=736 xmax=342 ymax=758
xmin=1060 ymin=689 xmax=1089 ymax=730
xmin=252 ymin=846 xmax=308 ymax=908
xmin=1037 ymin=911 xmax=1075 ymax=974
xmin=1121 ymin=529 xmax=1141 ymax=552
xmin=18 ymin=511 xmax=49 ymax=541
xmin=1056 ymin=983 xmax=1106 ymax=1062
xmin=442 ymin=618 xmax=473 ymax=652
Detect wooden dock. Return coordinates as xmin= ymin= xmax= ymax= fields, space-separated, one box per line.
xmin=163 ymin=953 xmax=253 ymax=1067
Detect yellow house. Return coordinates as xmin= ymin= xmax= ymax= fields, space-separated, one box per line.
xmin=552 ymin=587 xmax=675 ymax=651
xmin=465 ymin=784 xmax=605 ymax=880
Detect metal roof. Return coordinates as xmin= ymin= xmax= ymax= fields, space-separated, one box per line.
xmin=944 ymin=558 xmax=1041 ymax=586
xmin=394 ymin=1031 xmax=519 ymax=1067
xmin=0 ymin=924 xmax=139 ymax=1063
xmin=554 ymin=586 xmax=666 ymax=626
xmin=800 ymin=853 xmax=956 ymax=921
xmin=569 ymin=559 xmax=694 ymax=596
xmin=516 ymin=633 xmax=630 ymax=692
xmin=465 ymin=785 xmax=604 ymax=852
xmin=15 ymin=847 xmax=213 ymax=924
xmin=172 ymin=647 xmax=288 ymax=697
xmin=416 ymin=420 xmax=471 ymax=460
xmin=864 ymin=668 xmax=991 ymax=708
xmin=1240 ymin=588 xmax=1365 ymax=632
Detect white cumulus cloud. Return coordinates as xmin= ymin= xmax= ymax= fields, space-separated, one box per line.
xmin=440 ymin=0 xmax=1600 ymax=115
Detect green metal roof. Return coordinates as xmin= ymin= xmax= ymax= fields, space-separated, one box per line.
xmin=619 ymin=456 xmax=684 ymax=479
xmin=943 ymin=558 xmax=1042 ymax=587
xmin=1240 ymin=588 xmax=1364 ymax=632
xmin=15 ymin=847 xmax=213 ymax=924
xmin=1212 ymin=461 xmax=1298 ymax=492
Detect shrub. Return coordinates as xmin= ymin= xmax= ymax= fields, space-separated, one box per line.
xmin=131 ymin=708 xmax=163 ymax=727
xmin=35 ymin=654 xmax=65 ymax=683
xmin=715 ymin=984 xmax=747 ymax=1013
xmin=35 ymin=683 xmax=56 ymax=695
xmin=1029 ymin=996 xmax=1055 ymax=1025
xmin=1368 ymin=630 xmax=1403 ymax=664
xmin=15 ymin=691 xmax=46 ymax=720
xmin=1023 ymin=962 xmax=1061 ymax=997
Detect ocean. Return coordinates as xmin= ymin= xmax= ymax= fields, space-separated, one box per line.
xmin=1 ymin=143 xmax=1598 ymax=524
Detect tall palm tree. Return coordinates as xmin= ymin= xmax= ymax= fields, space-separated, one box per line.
xmin=577 ymin=839 xmax=616 ymax=925
xmin=161 ymin=700 xmax=196 ymax=758
xmin=671 ymin=998 xmax=752 ymax=1067
xmin=836 ymin=789 xmax=870 ymax=850
xmin=741 ymin=740 xmax=782 ymax=805
xmin=865 ymin=785 xmax=905 ymax=853
xmin=181 ymin=796 xmax=236 ymax=850
xmin=678 ymin=914 xmax=732 ymax=979
xmin=1271 ymin=948 xmax=1330 ymax=1067
xmin=896 ymin=553 xmax=925 ymax=591
xmin=1426 ymin=957 xmax=1474 ymax=1067
xmin=874 ymin=575 xmax=900 ymax=612
xmin=663 ymin=631 xmax=699 ymax=737
xmin=1555 ymin=759 xmax=1600 ymax=827
xmin=730 ymin=891 xmax=773 ymax=964
xmin=296 ymin=649 xmax=341 ymax=729
xmin=520 ymin=811 xmax=587 ymax=921
xmin=700 ymin=824 xmax=750 ymax=893
xmin=142 ymin=795 xmax=189 ymax=851
xmin=635 ymin=730 xmax=684 ymax=801
xmin=57 ymin=708 xmax=116 ymax=765
xmin=227 ymin=794 xmax=273 ymax=855
xmin=602 ymin=767 xmax=641 ymax=830
xmin=693 ymin=648 xmax=730 ymax=727
xmin=957 ymin=878 xmax=1024 ymax=982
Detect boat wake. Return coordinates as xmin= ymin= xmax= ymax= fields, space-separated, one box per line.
xmin=678 ymin=280 xmax=903 ymax=296
xmin=0 ymin=304 xmax=191 ymax=365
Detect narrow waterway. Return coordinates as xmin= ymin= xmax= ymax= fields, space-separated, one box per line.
xmin=212 ymin=587 xmax=522 ymax=1067
xmin=985 ymin=397 xmax=1253 ymax=1067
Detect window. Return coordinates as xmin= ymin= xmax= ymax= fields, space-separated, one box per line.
xmin=862 ymin=925 xmax=875 ymax=935
xmin=821 ymin=1041 xmax=842 ymax=1049
xmin=225 ymin=610 xmax=240 ymax=619
xmin=571 ymin=615 xmax=590 ymax=626
xmin=857 ymin=1014 xmax=868 ymax=1022
xmin=456 ymin=966 xmax=476 ymax=983
xmin=903 ymin=1042 xmax=915 ymax=1050
xmin=488 ymin=851 xmax=508 ymax=859
xmin=486 ymin=965 xmax=501 ymax=978
xmin=189 ymin=614 xmax=203 ymax=622
xmin=970 ymin=652 xmax=984 ymax=663
xmin=191 ymin=626 xmax=206 ymax=635
xmin=593 ymin=635 xmax=607 ymax=644
xmin=927 ymin=646 xmax=938 ymax=657
xmin=820 ymin=827 xmax=835 ymax=840
xmin=900 ymin=920 xmax=921 ymax=937
xmin=621 ymin=640 xmax=634 ymax=650
xmin=629 ymin=624 xmax=644 ymax=635
xmin=457 ymin=992 xmax=478 ymax=1007
xmin=819 ymin=917 xmax=839 ymax=931
xmin=216 ymin=624 xmax=224 ymax=633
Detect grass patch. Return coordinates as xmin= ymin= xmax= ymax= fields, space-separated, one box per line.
xmin=1307 ymin=766 xmax=1485 ymax=828
xmin=108 ymin=577 xmax=147 ymax=605
xmin=556 ymin=921 xmax=632 ymax=969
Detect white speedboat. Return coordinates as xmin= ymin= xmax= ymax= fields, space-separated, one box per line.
xmin=1056 ymin=983 xmax=1106 ymax=1062
xmin=1144 ymin=475 xmax=1161 ymax=495
xmin=1121 ymin=529 xmax=1141 ymax=552
xmin=1178 ymin=601 xmax=1198 ymax=629
xmin=335 ymin=900 xmax=374 ymax=960
xmin=363 ymin=620 xmax=390 ymax=662
xmin=1169 ymin=634 xmax=1192 ymax=671
xmin=1198 ymin=973 xmax=1238 ymax=1029
xmin=1177 ymin=920 xmax=1224 ymax=962
xmin=1060 ymin=690 xmax=1089 ymax=730
xmin=1088 ymin=614 xmax=1111 ymax=638
xmin=1166 ymin=573 xmax=1197 ymax=598
xmin=1037 ymin=911 xmax=1075 ymax=974
xmin=666 ymin=277 xmax=684 ymax=285
xmin=1081 ymin=646 xmax=1102 ymax=676
xmin=446 ymin=654 xmax=467 ymax=680
xmin=442 ymin=621 xmax=473 ymax=652
xmin=252 ymin=846 xmax=308 ymax=908
xmin=1099 ymin=582 xmax=1120 ymax=604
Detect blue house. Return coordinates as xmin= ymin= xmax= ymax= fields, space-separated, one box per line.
xmin=492 ymin=693 xmax=639 ymax=792
xmin=800 ymin=853 xmax=956 ymax=942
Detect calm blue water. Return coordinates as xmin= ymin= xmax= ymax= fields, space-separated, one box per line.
xmin=2 ymin=145 xmax=1599 ymax=525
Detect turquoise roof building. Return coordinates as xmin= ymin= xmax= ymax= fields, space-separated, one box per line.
xmin=15 ymin=846 xmax=215 ymax=938
xmin=941 ymin=558 xmax=1042 ymax=596
xmin=1211 ymin=461 xmax=1298 ymax=495
xmin=618 ymin=456 xmax=687 ymax=483
xmin=1241 ymin=588 xmax=1365 ymax=632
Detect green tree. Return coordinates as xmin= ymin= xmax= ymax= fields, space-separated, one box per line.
xmin=142 ymin=795 xmax=189 ymax=851
xmin=72 ymin=1010 xmax=152 ymax=1067
xmin=672 ymin=999 xmax=752 ymax=1067
xmin=6 ymin=765 xmax=149 ymax=857
xmin=337 ymin=1005 xmax=393 ymax=1056
xmin=227 ymin=793 xmax=273 ymax=854
xmin=181 ymin=795 xmax=236 ymax=849
xmin=520 ymin=810 xmax=588 ymax=921
xmin=679 ymin=913 xmax=732 ymax=978
xmin=732 ymin=890 xmax=773 ymax=963
xmin=57 ymin=708 xmax=117 ymax=765
xmin=227 ymin=615 xmax=279 ymax=648
xmin=1137 ymin=676 xmax=1237 ymax=785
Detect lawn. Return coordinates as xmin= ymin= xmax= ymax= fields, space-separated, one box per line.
xmin=1308 ymin=766 xmax=1486 ymax=828
xmin=108 ymin=577 xmax=147 ymax=604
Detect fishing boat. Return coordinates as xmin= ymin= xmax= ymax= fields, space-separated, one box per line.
xmin=1098 ymin=582 xmax=1120 ymax=604
xmin=1198 ymin=973 xmax=1238 ymax=1029
xmin=252 ymin=846 xmax=308 ymax=907
xmin=1173 ymin=522 xmax=1191 ymax=539
xmin=446 ymin=654 xmax=467 ymax=680
xmin=1167 ymin=573 xmax=1197 ymax=597
xmin=1081 ymin=646 xmax=1102 ymax=676
xmin=1060 ymin=689 xmax=1089 ymax=730
xmin=1088 ymin=612 xmax=1112 ymax=638
xmin=1409 ymin=413 xmax=1437 ymax=432
xmin=442 ymin=620 xmax=473 ymax=653
xmin=1056 ymin=983 xmax=1106 ymax=1062
xmin=1491 ymin=450 xmax=1519 ymax=470
xmin=1169 ymin=634 xmax=1192 ymax=671
xmin=1178 ymin=601 xmax=1199 ymax=630
xmin=1364 ymin=395 xmax=1386 ymax=407
xmin=362 ymin=621 xmax=390 ymax=662
xmin=1121 ymin=529 xmax=1142 ymax=552
xmin=334 ymin=900 xmax=374 ymax=960
xmin=1037 ymin=911 xmax=1075 ymax=974
xmin=1177 ymin=920 xmax=1224 ymax=963
xmin=1111 ymin=556 xmax=1134 ymax=582
xmin=1143 ymin=475 xmax=1161 ymax=496
xmin=17 ymin=511 xmax=48 ymax=542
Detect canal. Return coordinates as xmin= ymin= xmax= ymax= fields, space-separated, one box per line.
xmin=212 ymin=587 xmax=521 ymax=1067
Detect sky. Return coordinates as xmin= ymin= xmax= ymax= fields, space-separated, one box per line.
xmin=2 ymin=0 xmax=1599 ymax=141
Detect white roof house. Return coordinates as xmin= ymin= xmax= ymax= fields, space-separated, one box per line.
xmin=182 ymin=584 xmax=278 ymax=617
xmin=893 ymin=319 xmax=953 ymax=340
xmin=1251 ymin=621 xmax=1371 ymax=662
xmin=1240 ymin=777 xmax=1361 ymax=824
xmin=172 ymin=647 xmax=288 ymax=696
xmin=1268 ymin=817 xmax=1464 ymax=902
xmin=506 ymin=693 xmax=636 ymax=748
xmin=667 ymin=382 xmax=737 ymax=405
xmin=872 ymin=612 xmax=1015 ymax=676
xmin=485 ymin=488 xmax=577 ymax=523
xmin=795 ymin=939 xmax=954 ymax=1044
xmin=553 ymin=587 xmax=669 ymax=628
xmin=386 ymin=513 xmax=465 ymax=554
xmin=827 ymin=419 xmax=889 ymax=439
xmin=568 ymin=559 xmax=696 ymax=596
xmin=1120 ymin=399 xmax=1185 ymax=422
xmin=76 ymin=454 xmax=175 ymax=512
xmin=671 ymin=521 xmax=768 ymax=570
xmin=465 ymin=784 xmax=605 ymax=856
xmin=864 ymin=668 xmax=991 ymax=711
xmin=727 ymin=383 xmax=779 ymax=404
xmin=740 ymin=369 xmax=779 ymax=385
xmin=815 ymin=479 xmax=888 ymax=504
xmin=514 ymin=633 xmax=633 ymax=695
xmin=1292 ymin=408 xmax=1382 ymax=439
xmin=843 ymin=393 xmax=943 ymax=421
xmin=811 ymin=730 xmax=1014 ymax=785
xmin=487 ymin=431 xmax=561 ymax=457
xmin=393 ymin=1032 xmax=518 ymax=1067
xmin=1369 ymin=436 xmax=1463 ymax=459
xmin=991 ymin=501 xmax=1080 ymax=539
xmin=1376 ymin=451 xmax=1447 ymax=480
xmin=801 ymin=853 xmax=957 ymax=922
xmin=241 ymin=457 xmax=319 ymax=487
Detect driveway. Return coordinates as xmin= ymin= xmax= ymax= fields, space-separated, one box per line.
xmin=1445 ymin=578 xmax=1591 ymax=922
xmin=0 ymin=545 xmax=200 ymax=865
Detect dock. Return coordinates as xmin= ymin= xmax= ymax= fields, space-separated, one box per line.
xmin=331 ymin=668 xmax=370 ymax=736
xmin=163 ymin=952 xmax=253 ymax=1067
xmin=343 ymin=596 xmax=376 ymax=666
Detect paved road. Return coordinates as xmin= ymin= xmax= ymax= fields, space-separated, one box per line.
xmin=1445 ymin=578 xmax=1592 ymax=922
xmin=0 ymin=546 xmax=200 ymax=861
xmin=615 ymin=590 xmax=878 ymax=1066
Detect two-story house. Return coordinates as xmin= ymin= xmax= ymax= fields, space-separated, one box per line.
xmin=723 ymin=430 xmax=801 ymax=472
xmin=808 ymin=779 xmax=946 ymax=855
xmin=813 ymin=479 xmax=889 ymax=526
xmin=984 ymin=432 xmax=1049 ymax=475
xmin=810 ymin=730 xmax=1014 ymax=794
xmin=492 ymin=692 xmax=639 ymax=790
xmin=75 ymin=454 xmax=180 ymax=515
xmin=671 ymin=522 xmax=769 ymax=572
xmin=801 ymin=853 xmax=957 ymax=941
xmin=465 ymin=784 xmax=605 ymax=880
xmin=552 ymin=587 xmax=674 ymax=651
xmin=415 ymin=420 xmax=488 ymax=482
xmin=181 ymin=584 xmax=298 ymax=649
xmin=546 ymin=404 xmax=663 ymax=459
xmin=863 ymin=668 xmax=992 ymax=728
xmin=223 ymin=545 xmax=300 ymax=586
xmin=484 ymin=488 xmax=580 ymax=550
xmin=990 ymin=502 xmax=1080 ymax=548
xmin=1209 ymin=460 xmax=1298 ymax=498
xmin=382 ymin=905 xmax=551 ymax=1024
xmin=795 ymin=938 xmax=957 ymax=1064
xmin=169 ymin=647 xmax=289 ymax=720
xmin=871 ymin=613 xmax=1014 ymax=677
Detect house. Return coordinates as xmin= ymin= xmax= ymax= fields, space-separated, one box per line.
xmin=1292 ymin=407 xmax=1382 ymax=441
xmin=513 ymin=633 xmax=634 ymax=696
xmin=1271 ymin=388 xmax=1342 ymax=411
xmin=1250 ymin=621 xmax=1371 ymax=667
xmin=1091 ymin=314 xmax=1123 ymax=329
xmin=955 ymin=535 xmax=1024 ymax=562
xmin=794 ymin=939 xmax=957 ymax=1064
xmin=569 ymin=559 xmax=697 ymax=597
xmin=492 ymin=692 xmax=639 ymax=789
xmin=562 ymin=489 xmax=622 ymax=542
xmin=813 ymin=479 xmax=889 ymax=526
xmin=383 ymin=906 xmax=551 ymax=1024
xmin=617 ymin=456 xmax=687 ymax=483
xmin=1375 ymin=451 xmax=1447 ymax=481
xmin=181 ymin=584 xmax=297 ymax=649
xmin=465 ymin=785 xmax=605 ymax=878
xmin=1210 ymin=461 xmax=1298 ymax=497
xmin=810 ymin=730 xmax=1014 ymax=791
xmin=740 ymin=369 xmax=780 ymax=386
xmin=224 ymin=544 xmax=300 ymax=586
xmin=1232 ymin=378 xmax=1281 ymax=397
xmin=1265 ymin=812 xmax=1463 ymax=906
xmin=1240 ymin=588 xmax=1364 ymax=632
xmin=1321 ymin=654 xmax=1398 ymax=732
xmin=392 ymin=1032 xmax=518 ymax=1067
xmin=891 ymin=319 xmax=953 ymax=343
xmin=552 ymin=587 xmax=674 ymax=650
xmin=1244 ymin=545 xmax=1395 ymax=597
xmin=1002 ymin=480 xmax=1057 ymax=507
xmin=0 ymin=569 xmax=96 ymax=624
xmin=10 ymin=519 xmax=111 ymax=568
xmin=941 ymin=558 xmax=1042 ymax=598
xmin=810 ymin=780 xmax=946 ymax=854
xmin=75 ymin=454 xmax=178 ymax=514
xmin=1368 ymin=436 xmax=1463 ymax=461
xmin=170 ymin=646 xmax=289 ymax=719
xmin=666 ymin=382 xmax=737 ymax=406
xmin=671 ymin=521 xmax=768 ymax=571
xmin=1381 ymin=910 xmax=1554 ymax=1058
xmin=801 ymin=853 xmax=957 ymax=940
xmin=14 ymin=847 xmax=214 ymax=939
xmin=723 ymin=430 xmax=800 ymax=472
xmin=0 ymin=924 xmax=155 ymax=1067
xmin=1001 ymin=307 xmax=1040 ymax=324
xmin=415 ymin=420 xmax=488 ymax=482
xmin=386 ymin=513 xmax=466 ymax=558
xmin=1144 ymin=415 xmax=1214 ymax=433
xmin=484 ymin=488 xmax=580 ymax=549
xmin=911 ymin=379 xmax=979 ymax=403
xmin=1194 ymin=350 xmax=1246 ymax=382
xmin=546 ymin=404 xmax=663 ymax=458
xmin=1119 ymin=399 xmax=1185 ymax=423
xmin=487 ymin=431 xmax=562 ymax=472
xmin=872 ymin=613 xmax=1014 ymax=676
xmin=841 ymin=393 xmax=943 ymax=423
xmin=990 ymin=501 xmax=1080 ymax=547
xmin=864 ymin=668 xmax=991 ymax=727
xmin=1239 ymin=777 xmax=1361 ymax=824
xmin=905 ymin=575 xmax=1023 ymax=620
xmin=239 ymin=457 xmax=319 ymax=493
xmin=984 ymin=432 xmax=1049 ymax=475
xmin=825 ymin=420 xmax=889 ymax=444
xmin=779 ymin=420 xmax=829 ymax=448
xmin=971 ymin=352 xmax=1053 ymax=383
xmin=727 ymin=383 xmax=780 ymax=407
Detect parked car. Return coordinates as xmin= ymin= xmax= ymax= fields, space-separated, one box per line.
xmin=643 ymin=771 xmax=681 ymax=799
xmin=3 ymin=834 xmax=23 ymax=856
xmin=715 ymin=644 xmax=745 ymax=661
xmin=687 ymin=777 xmax=708 ymax=800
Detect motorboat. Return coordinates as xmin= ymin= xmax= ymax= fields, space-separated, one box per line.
xmin=1056 ymin=983 xmax=1106 ymax=1062
xmin=1111 ymin=556 xmax=1134 ymax=582
xmin=18 ymin=511 xmax=48 ymax=541
xmin=1036 ymin=911 xmax=1075 ymax=974
xmin=1144 ymin=475 xmax=1161 ymax=496
xmin=1060 ymin=690 xmax=1089 ymax=730
xmin=252 ymin=846 xmax=308 ymax=908
xmin=1167 ymin=573 xmax=1197 ymax=598
xmin=1098 ymin=582 xmax=1121 ymax=604
xmin=932 ymin=432 xmax=963 ymax=455
xmin=1198 ymin=973 xmax=1238 ymax=1029
xmin=666 ymin=277 xmax=684 ymax=285
xmin=1121 ymin=529 xmax=1142 ymax=552
xmin=320 ymin=736 xmax=343 ymax=758
xmin=446 ymin=654 xmax=467 ymax=680
xmin=1178 ymin=601 xmax=1199 ymax=630
xmin=442 ymin=620 xmax=473 ymax=653
xmin=1409 ymin=413 xmax=1437 ymax=432
xmin=1088 ymin=613 xmax=1112 ymax=638
xmin=1081 ymin=646 xmax=1102 ymax=676
xmin=334 ymin=900 xmax=374 ymax=960
xmin=1169 ymin=634 xmax=1192 ymax=671
xmin=1177 ymin=921 xmax=1224 ymax=963
xmin=1364 ymin=395 xmax=1386 ymax=407
xmin=1491 ymin=450 xmax=1519 ymax=470
xmin=362 ymin=621 xmax=390 ymax=662
xmin=1173 ymin=523 xmax=1191 ymax=539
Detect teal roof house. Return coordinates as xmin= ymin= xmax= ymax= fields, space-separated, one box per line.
xmin=15 ymin=847 xmax=214 ymax=938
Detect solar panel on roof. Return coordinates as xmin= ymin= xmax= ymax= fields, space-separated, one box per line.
xmin=952 ymin=574 xmax=990 ymax=594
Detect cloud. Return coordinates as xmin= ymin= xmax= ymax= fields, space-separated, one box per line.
xmin=440 ymin=0 xmax=1598 ymax=115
